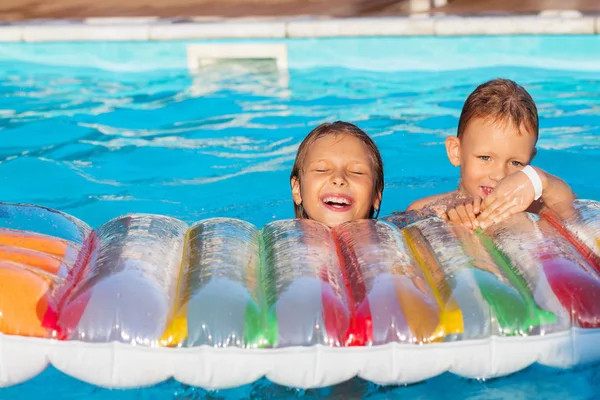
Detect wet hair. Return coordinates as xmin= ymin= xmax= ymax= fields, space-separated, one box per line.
xmin=457 ymin=78 xmax=539 ymax=142
xmin=290 ymin=121 xmax=384 ymax=219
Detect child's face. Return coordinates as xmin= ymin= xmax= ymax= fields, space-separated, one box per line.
xmin=291 ymin=134 xmax=381 ymax=228
xmin=446 ymin=117 xmax=537 ymax=199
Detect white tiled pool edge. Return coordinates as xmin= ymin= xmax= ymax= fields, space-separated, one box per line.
xmin=1 ymin=14 xmax=600 ymax=42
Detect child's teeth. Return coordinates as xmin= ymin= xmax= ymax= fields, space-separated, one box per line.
xmin=325 ymin=196 xmax=348 ymax=204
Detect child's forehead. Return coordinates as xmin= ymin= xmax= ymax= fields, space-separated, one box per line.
xmin=460 ymin=117 xmax=537 ymax=155
xmin=462 ymin=116 xmax=536 ymax=141
xmin=301 ymin=133 xmax=376 ymax=170
xmin=307 ymin=133 xmax=369 ymax=155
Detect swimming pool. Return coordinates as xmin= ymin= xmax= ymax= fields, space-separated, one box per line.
xmin=0 ymin=35 xmax=599 ymax=398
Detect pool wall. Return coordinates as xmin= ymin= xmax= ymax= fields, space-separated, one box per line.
xmin=2 ymin=35 xmax=600 ymax=73
xmin=1 ymin=13 xmax=600 ymax=43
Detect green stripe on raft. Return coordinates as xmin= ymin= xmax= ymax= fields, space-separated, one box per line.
xmin=244 ymin=231 xmax=278 ymax=348
xmin=474 ymin=229 xmax=557 ymax=334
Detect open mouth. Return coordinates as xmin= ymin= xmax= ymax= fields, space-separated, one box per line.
xmin=321 ymin=194 xmax=353 ymax=212
xmin=481 ymin=186 xmax=494 ymax=197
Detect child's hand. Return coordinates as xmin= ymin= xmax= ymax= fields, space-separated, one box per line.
xmin=444 ymin=196 xmax=482 ymax=230
xmin=477 ymin=170 xmax=535 ymax=229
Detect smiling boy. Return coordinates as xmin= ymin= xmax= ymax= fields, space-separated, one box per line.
xmin=408 ymin=78 xmax=576 ymax=229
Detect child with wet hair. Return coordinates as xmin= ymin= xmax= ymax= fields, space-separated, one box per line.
xmin=408 ymin=78 xmax=575 ymax=229
xmin=290 ymin=121 xmax=384 ymax=228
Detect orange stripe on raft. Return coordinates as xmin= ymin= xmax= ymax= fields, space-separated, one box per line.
xmin=0 ymin=261 xmax=52 ymax=337
xmin=541 ymin=209 xmax=600 ymax=276
xmin=0 ymin=245 xmax=63 ymax=275
xmin=0 ymin=230 xmax=68 ymax=258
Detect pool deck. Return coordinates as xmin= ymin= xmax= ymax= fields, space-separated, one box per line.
xmin=1 ymin=0 xmax=600 ymax=41
xmin=3 ymin=0 xmax=600 ymax=20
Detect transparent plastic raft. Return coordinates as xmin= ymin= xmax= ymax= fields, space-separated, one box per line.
xmin=0 ymin=200 xmax=599 ymax=389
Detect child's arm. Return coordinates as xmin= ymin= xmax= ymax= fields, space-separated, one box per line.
xmin=408 ymin=191 xmax=482 ymax=229
xmin=407 ymin=191 xmax=465 ymax=220
xmin=477 ymin=166 xmax=576 ymax=229
xmin=407 ymin=193 xmax=451 ymax=212
xmin=534 ymin=168 xmax=577 ymax=215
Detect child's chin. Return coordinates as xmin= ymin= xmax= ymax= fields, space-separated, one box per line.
xmin=322 ymin=215 xmax=353 ymax=228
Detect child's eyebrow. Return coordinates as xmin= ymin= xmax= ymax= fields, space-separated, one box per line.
xmin=307 ymin=158 xmax=369 ymax=166
xmin=303 ymin=159 xmax=329 ymax=170
xmin=474 ymin=148 xmax=497 ymax=156
xmin=510 ymin=154 xmax=530 ymax=160
xmin=307 ymin=159 xmax=328 ymax=165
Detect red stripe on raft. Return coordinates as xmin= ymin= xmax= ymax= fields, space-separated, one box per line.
xmin=41 ymin=231 xmax=98 ymax=339
xmin=316 ymin=232 xmax=353 ymax=346
xmin=331 ymin=231 xmax=372 ymax=347
xmin=319 ymin=279 xmax=351 ymax=347
xmin=542 ymin=256 xmax=600 ymax=328
xmin=541 ymin=209 xmax=600 ymax=275
xmin=538 ymin=210 xmax=600 ymax=327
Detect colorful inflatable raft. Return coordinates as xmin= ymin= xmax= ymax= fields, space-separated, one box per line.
xmin=0 ymin=200 xmax=598 ymax=389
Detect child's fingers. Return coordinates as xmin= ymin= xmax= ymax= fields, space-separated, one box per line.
xmin=473 ymin=196 xmax=482 ymax=215
xmin=446 ymin=208 xmax=460 ymax=222
xmin=477 ymin=196 xmax=502 ymax=222
xmin=455 ymin=205 xmax=473 ymax=229
xmin=478 ymin=200 xmax=515 ymax=229
xmin=465 ymin=203 xmax=479 ymax=229
xmin=446 ymin=208 xmax=459 ymax=223
xmin=480 ymin=193 xmax=497 ymax=211
xmin=489 ymin=204 xmax=521 ymax=227
xmin=447 ymin=205 xmax=476 ymax=229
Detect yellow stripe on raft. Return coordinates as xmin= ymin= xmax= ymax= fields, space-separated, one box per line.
xmin=403 ymin=229 xmax=464 ymax=339
xmin=0 ymin=230 xmax=68 ymax=258
xmin=392 ymin=272 xmax=441 ymax=343
xmin=160 ymin=229 xmax=191 ymax=347
xmin=160 ymin=308 xmax=188 ymax=347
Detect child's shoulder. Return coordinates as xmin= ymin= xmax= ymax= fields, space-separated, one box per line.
xmin=407 ymin=191 xmax=457 ymax=211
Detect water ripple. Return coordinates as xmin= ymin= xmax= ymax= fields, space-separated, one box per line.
xmin=0 ymin=55 xmax=599 ymax=223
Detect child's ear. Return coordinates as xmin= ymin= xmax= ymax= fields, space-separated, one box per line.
xmin=373 ymin=191 xmax=382 ymax=211
xmin=530 ymin=147 xmax=537 ymax=162
xmin=445 ymin=136 xmax=461 ymax=166
xmin=291 ymin=176 xmax=303 ymax=205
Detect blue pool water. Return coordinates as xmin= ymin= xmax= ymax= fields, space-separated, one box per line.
xmin=0 ymin=35 xmax=600 ymax=398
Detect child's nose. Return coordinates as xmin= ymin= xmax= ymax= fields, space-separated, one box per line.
xmin=331 ymin=172 xmax=348 ymax=186
xmin=490 ymin=163 xmax=509 ymax=181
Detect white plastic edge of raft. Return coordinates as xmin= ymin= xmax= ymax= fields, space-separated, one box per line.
xmin=1 ymin=328 xmax=600 ymax=389
xmin=1 ymin=12 xmax=600 ymax=42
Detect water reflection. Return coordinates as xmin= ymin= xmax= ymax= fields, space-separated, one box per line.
xmin=189 ymin=59 xmax=290 ymax=98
